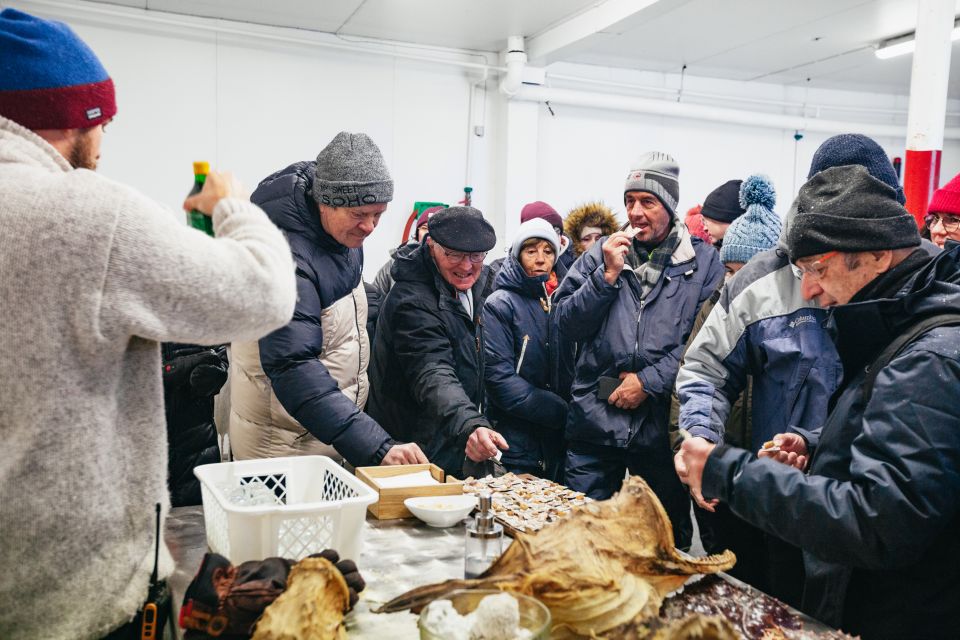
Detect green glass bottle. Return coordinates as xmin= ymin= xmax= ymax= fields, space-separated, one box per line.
xmin=186 ymin=161 xmax=214 ymax=237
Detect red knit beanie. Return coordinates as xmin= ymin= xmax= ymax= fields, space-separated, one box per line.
xmin=520 ymin=201 xmax=563 ymax=229
xmin=684 ymin=204 xmax=711 ymax=244
xmin=929 ymin=173 xmax=960 ymax=216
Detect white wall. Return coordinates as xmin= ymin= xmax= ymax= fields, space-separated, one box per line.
xmin=16 ymin=3 xmax=493 ymax=279
xmin=532 ymin=63 xmax=960 ymax=223
xmin=13 ymin=1 xmax=960 ymax=277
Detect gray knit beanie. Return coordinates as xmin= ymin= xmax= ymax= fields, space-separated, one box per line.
xmin=785 ymin=165 xmax=920 ymax=260
xmin=313 ymin=131 xmax=393 ymax=207
xmin=624 ymin=151 xmax=679 ymax=216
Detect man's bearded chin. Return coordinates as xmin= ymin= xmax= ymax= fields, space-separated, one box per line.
xmin=68 ymin=134 xmax=98 ymax=170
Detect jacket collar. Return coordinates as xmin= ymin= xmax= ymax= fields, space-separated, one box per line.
xmin=393 ymin=242 xmax=491 ymax=320
xmin=254 ymin=161 xmax=347 ymax=254
xmin=0 ymin=115 xmax=73 ymax=174
xmin=494 ymin=253 xmax=552 ymax=300
xmin=829 ymin=245 xmax=960 ymax=377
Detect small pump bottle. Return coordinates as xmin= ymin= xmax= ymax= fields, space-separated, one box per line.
xmin=464 ymin=492 xmax=503 ymax=578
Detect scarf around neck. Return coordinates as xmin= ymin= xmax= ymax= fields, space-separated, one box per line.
xmin=625 ymin=217 xmax=693 ymax=299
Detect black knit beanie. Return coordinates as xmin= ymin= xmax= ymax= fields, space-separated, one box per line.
xmin=785 ymin=165 xmax=920 ymax=260
xmin=701 ymin=179 xmax=745 ymax=223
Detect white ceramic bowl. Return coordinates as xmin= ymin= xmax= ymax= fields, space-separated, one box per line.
xmin=404 ymin=495 xmax=478 ymax=528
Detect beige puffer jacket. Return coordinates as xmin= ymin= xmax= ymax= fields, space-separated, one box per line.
xmin=229 ymin=283 xmax=369 ymax=462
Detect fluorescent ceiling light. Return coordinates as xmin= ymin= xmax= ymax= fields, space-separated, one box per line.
xmin=875 ymin=22 xmax=960 ymax=59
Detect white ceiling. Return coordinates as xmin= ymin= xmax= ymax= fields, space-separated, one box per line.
xmin=84 ymin=0 xmax=960 ymax=98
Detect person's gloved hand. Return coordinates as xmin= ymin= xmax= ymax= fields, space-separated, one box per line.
xmin=188 ymin=346 xmax=229 ymax=398
xmin=182 ymin=549 xmax=365 ymax=638
xmin=163 ymin=345 xmax=228 ymax=397
xmin=309 ymin=549 xmax=366 ymax=611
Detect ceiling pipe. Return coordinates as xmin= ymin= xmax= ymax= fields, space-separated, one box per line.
xmin=499 ymin=36 xmax=527 ymax=97
xmin=512 ymin=85 xmax=960 ymax=140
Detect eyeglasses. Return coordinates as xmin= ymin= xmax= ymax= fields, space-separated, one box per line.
xmin=790 ymin=250 xmax=841 ymax=280
xmin=440 ymin=247 xmax=487 ymax=264
xmin=925 ymin=213 xmax=960 ymax=233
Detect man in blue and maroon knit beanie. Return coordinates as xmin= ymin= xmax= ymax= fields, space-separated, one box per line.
xmin=0 ymin=8 xmax=117 ymax=168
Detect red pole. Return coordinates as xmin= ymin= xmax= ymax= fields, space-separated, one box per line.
xmin=904 ymin=149 xmax=942 ymax=225
xmin=901 ymin=0 xmax=953 ymax=224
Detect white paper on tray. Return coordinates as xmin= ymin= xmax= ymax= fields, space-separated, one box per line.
xmin=373 ymin=470 xmax=441 ymax=489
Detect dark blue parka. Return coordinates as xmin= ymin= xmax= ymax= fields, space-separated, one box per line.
xmin=703 ymin=246 xmax=960 ymax=639
xmin=239 ymin=161 xmax=394 ymax=467
xmin=554 ymin=233 xmax=722 ymax=448
xmin=481 ymin=255 xmax=570 ymax=478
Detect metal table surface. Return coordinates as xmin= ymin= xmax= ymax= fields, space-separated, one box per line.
xmin=165 ymin=506 xmax=835 ymax=639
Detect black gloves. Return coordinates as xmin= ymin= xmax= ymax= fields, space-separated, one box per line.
xmin=162 ymin=344 xmax=228 ymax=398
xmin=309 ymin=549 xmax=366 ymax=611
xmin=181 ymin=549 xmax=366 ymax=639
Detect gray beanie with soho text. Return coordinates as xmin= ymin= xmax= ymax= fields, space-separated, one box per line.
xmin=314 ymin=131 xmax=394 ymax=207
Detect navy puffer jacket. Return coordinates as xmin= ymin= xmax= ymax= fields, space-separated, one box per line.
xmin=554 ymin=231 xmax=722 ymax=448
xmin=481 ymin=255 xmax=570 ymax=478
xmin=703 ymin=246 xmax=960 ymax=639
xmin=243 ymin=161 xmax=394 ymax=467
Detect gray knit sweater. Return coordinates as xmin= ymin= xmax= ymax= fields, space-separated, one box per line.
xmin=0 ymin=116 xmax=297 ymax=639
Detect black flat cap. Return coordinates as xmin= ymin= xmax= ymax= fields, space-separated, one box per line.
xmin=427 ymin=206 xmax=496 ymax=252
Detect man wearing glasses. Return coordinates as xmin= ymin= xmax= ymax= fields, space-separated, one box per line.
xmin=368 ymin=206 xmax=507 ymax=477
xmin=676 ymin=164 xmax=960 ymax=639
xmin=674 ymin=134 xmax=906 ymax=605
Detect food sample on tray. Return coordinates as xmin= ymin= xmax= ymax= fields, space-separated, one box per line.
xmin=461 ymin=473 xmax=591 ymax=533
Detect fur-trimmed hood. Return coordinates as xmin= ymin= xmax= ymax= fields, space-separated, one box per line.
xmin=564 ymin=202 xmax=620 ymax=256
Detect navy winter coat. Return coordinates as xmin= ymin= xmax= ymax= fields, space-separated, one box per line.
xmin=248 ymin=161 xmax=394 ymax=466
xmin=367 ymin=242 xmax=494 ymax=477
xmin=703 ymin=246 xmax=960 ymax=639
xmin=554 ymin=233 xmax=722 ymax=448
xmin=481 ymin=255 xmax=570 ymax=477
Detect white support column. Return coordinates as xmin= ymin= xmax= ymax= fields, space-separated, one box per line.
xmin=498 ymin=99 xmax=540 ymax=249
xmin=903 ymin=0 xmax=955 ymax=222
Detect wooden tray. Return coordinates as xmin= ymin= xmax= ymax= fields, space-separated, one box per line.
xmin=356 ymin=464 xmax=463 ymax=520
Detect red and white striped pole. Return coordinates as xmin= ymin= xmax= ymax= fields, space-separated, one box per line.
xmin=903 ymin=0 xmax=955 ymax=224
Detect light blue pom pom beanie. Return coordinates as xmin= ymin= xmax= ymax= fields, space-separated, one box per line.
xmin=720 ymin=174 xmax=782 ymax=265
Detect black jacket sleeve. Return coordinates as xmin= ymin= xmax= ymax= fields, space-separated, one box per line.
xmin=702 ymin=348 xmax=960 ymax=570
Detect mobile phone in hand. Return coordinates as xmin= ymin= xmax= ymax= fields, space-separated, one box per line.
xmin=597 ymin=376 xmax=621 ymax=402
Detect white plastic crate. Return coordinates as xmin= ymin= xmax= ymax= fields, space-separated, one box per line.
xmin=194 ymin=455 xmax=377 ymax=564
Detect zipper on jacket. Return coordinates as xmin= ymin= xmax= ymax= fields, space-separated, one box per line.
xmin=627 ymin=299 xmax=647 ymax=443
xmin=632 ymin=299 xmax=646 ymax=372
xmin=516 ymin=335 xmax=531 ymax=375
xmin=351 ymin=288 xmax=363 ymax=407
